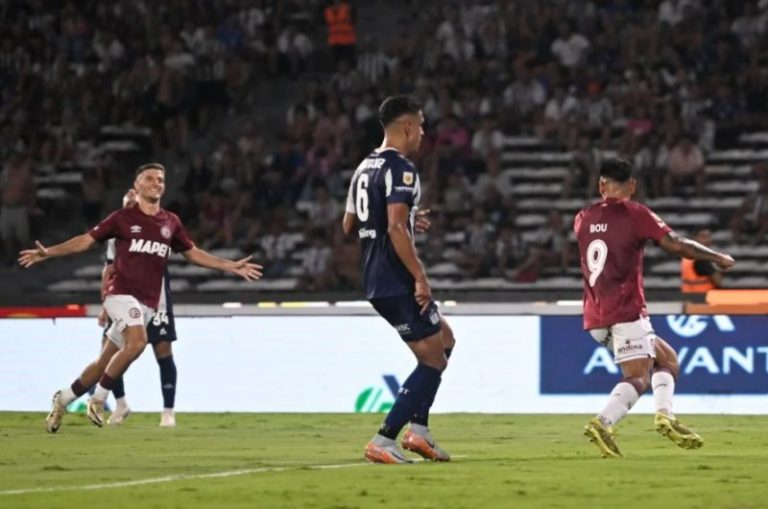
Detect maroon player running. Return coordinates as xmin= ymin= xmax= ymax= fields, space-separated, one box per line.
xmin=575 ymin=159 xmax=734 ymax=458
xmin=19 ymin=163 xmax=263 ymax=432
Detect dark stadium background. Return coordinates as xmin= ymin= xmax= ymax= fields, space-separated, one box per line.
xmin=1 ymin=0 xmax=767 ymax=306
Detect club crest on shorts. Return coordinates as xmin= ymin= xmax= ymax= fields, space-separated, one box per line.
xmin=128 ymin=307 xmax=141 ymax=319
xmin=402 ymin=172 xmax=414 ymax=185
xmin=160 ymin=225 xmax=172 ymax=239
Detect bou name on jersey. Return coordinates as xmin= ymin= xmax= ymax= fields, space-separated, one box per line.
xmin=90 ymin=205 xmax=194 ymax=309
xmin=347 ymin=148 xmax=421 ymax=299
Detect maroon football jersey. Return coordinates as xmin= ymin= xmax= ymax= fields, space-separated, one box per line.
xmin=574 ymin=197 xmax=671 ymax=329
xmin=89 ymin=205 xmax=194 ymax=309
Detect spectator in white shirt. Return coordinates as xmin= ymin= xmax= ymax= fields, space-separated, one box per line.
xmin=503 ymin=66 xmax=546 ymax=123
xmin=550 ymin=22 xmax=590 ymax=68
xmin=658 ymin=0 xmax=693 ymax=26
xmin=537 ymin=86 xmax=580 ymax=148
xmin=473 ymin=151 xmax=511 ymax=200
xmin=301 ymin=229 xmax=333 ymax=291
xmin=732 ymin=2 xmax=765 ymax=48
xmin=581 ymin=82 xmax=614 ymax=148
xmin=277 ymin=24 xmax=314 ymax=74
xmin=305 ymin=184 xmax=340 ymax=229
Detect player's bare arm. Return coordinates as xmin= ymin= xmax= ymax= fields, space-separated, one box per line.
xmin=182 ymin=247 xmax=264 ymax=281
xmin=387 ymin=203 xmax=430 ymax=313
xmin=18 ymin=234 xmax=97 ymax=268
xmin=101 ymin=263 xmax=115 ymax=299
xmin=98 ymin=262 xmax=115 ymax=327
xmin=342 ymin=211 xmax=357 ymax=236
xmin=659 ymin=231 xmax=735 ymax=270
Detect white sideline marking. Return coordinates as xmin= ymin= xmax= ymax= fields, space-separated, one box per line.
xmin=0 ymin=456 xmax=465 ymax=496
xmin=0 ymin=463 xmax=365 ymax=496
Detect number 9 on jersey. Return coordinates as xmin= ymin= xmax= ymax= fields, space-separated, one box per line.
xmin=586 ymin=239 xmax=608 ymax=287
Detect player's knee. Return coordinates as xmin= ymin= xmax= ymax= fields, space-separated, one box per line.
xmin=655 ymin=362 xmax=679 ymax=381
xmin=622 ymin=374 xmax=650 ymax=395
xmin=153 ymin=341 xmax=172 ymax=359
xmin=657 ymin=351 xmax=679 ymax=379
xmin=123 ymin=335 xmax=147 ymax=358
xmin=415 ymin=345 xmax=447 ymax=372
xmin=424 ymin=355 xmax=448 ymax=372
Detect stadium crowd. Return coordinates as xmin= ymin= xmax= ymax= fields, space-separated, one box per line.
xmin=2 ymin=0 xmax=768 ymax=289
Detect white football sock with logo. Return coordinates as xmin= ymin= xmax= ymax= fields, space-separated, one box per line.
xmin=597 ymin=382 xmax=640 ymax=427
xmin=652 ymin=371 xmax=675 ymax=417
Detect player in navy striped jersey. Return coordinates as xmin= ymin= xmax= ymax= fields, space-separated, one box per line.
xmin=98 ymin=189 xmax=180 ymax=427
xmin=343 ymin=96 xmax=456 ymax=464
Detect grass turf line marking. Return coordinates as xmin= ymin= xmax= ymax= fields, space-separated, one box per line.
xmin=0 ymin=456 xmax=466 ymax=496
xmin=0 ymin=463 xmax=362 ymax=496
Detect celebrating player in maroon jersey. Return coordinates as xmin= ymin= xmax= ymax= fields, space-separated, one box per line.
xmin=575 ymin=159 xmax=734 ymax=458
xmin=19 ymin=163 xmax=263 ymax=433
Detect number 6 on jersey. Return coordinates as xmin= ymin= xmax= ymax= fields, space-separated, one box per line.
xmin=586 ymin=239 xmax=607 ymax=287
xmin=355 ymin=174 xmax=369 ymax=221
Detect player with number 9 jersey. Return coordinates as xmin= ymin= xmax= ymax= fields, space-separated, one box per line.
xmin=574 ymin=197 xmax=671 ymax=330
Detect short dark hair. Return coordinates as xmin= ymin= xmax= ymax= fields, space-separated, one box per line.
xmin=135 ymin=162 xmax=165 ymax=177
xmin=378 ymin=95 xmax=421 ymax=128
xmin=599 ymin=158 xmax=633 ymax=183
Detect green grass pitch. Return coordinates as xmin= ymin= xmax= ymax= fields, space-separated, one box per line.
xmin=1 ymin=412 xmax=766 ymax=508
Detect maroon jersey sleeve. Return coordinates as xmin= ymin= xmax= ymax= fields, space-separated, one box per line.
xmin=88 ymin=209 xmax=122 ymax=242
xmin=632 ymin=204 xmax=672 ymax=242
xmin=573 ymin=210 xmax=583 ymax=235
xmin=170 ymin=213 xmax=195 ymax=252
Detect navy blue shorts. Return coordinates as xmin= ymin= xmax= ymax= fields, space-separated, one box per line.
xmin=146 ymin=310 xmax=177 ymax=344
xmin=369 ymin=294 xmax=442 ymax=342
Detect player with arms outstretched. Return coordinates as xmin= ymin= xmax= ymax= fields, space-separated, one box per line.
xmin=19 ymin=163 xmax=263 ymax=433
xmin=343 ymin=96 xmax=456 ymax=464
xmin=575 ymin=159 xmax=734 ymax=458
xmin=97 ymin=188 xmax=181 ymax=427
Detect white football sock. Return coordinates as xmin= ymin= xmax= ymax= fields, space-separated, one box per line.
xmin=115 ymin=397 xmax=128 ymax=410
xmin=93 ymin=384 xmax=109 ymax=402
xmin=597 ymin=382 xmax=640 ymax=427
xmin=60 ymin=386 xmax=77 ymax=405
xmin=652 ymin=371 xmax=675 ymax=417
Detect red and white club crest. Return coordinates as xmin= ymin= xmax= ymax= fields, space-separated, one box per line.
xmin=160 ymin=225 xmax=172 ymax=239
xmin=128 ymin=307 xmax=141 ymax=319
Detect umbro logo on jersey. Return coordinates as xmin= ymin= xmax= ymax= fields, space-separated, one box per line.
xmin=130 ymin=225 xmax=142 ymax=234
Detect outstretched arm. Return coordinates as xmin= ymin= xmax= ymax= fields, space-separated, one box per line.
xmin=18 ymin=234 xmax=96 ymax=268
xmin=182 ymin=247 xmax=263 ymax=281
xmin=659 ymin=231 xmax=735 ymax=270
